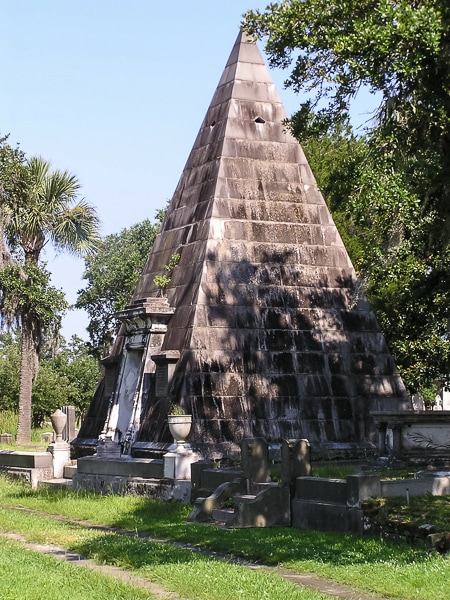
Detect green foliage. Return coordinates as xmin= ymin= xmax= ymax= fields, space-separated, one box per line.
xmin=31 ymin=360 xmax=74 ymax=428
xmin=0 ymin=410 xmax=18 ymax=435
xmin=243 ymin=2 xmax=450 ymax=393
xmin=244 ymin=1 xmax=446 ymax=145
xmin=300 ymin=126 xmax=368 ymax=264
xmin=76 ymin=217 xmax=162 ymax=357
xmin=365 ymin=493 xmax=450 ymax=536
xmin=1 ymin=149 xmax=100 ymax=443
xmin=0 ymin=133 xmax=26 ymax=213
xmin=51 ymin=335 xmax=101 ymax=422
xmin=153 ymin=252 xmax=180 ymax=296
xmin=367 ymin=243 xmax=450 ymax=393
xmin=4 ymin=155 xmax=100 ymax=262
xmin=168 ymin=403 xmax=186 ymax=416
xmin=0 ymin=262 xmax=68 ymax=343
xmin=0 ymin=333 xmax=20 ymax=411
xmin=152 ymin=274 xmax=171 ymax=292
xmin=0 ymin=331 xmax=100 ymax=427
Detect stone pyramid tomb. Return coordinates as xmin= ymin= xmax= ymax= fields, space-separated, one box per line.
xmin=74 ymin=31 xmax=411 ymax=459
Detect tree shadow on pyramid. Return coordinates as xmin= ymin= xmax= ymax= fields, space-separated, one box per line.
xmin=74 ymin=29 xmax=411 ymax=462
xmin=134 ymin=244 xmax=409 ymax=460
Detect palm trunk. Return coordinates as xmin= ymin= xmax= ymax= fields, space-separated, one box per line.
xmin=16 ymin=317 xmax=34 ymax=445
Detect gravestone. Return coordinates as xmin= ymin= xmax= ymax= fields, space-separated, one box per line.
xmin=281 ymin=439 xmax=312 ymax=488
xmin=241 ymin=438 xmax=271 ymax=485
xmin=62 ymin=405 xmax=76 ymax=442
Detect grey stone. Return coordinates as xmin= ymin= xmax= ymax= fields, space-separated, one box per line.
xmin=74 ymin=30 xmax=411 ymax=460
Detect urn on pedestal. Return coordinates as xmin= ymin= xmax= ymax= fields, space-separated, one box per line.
xmin=167 ymin=406 xmax=192 ymax=447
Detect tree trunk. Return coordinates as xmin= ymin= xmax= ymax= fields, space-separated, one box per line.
xmin=16 ymin=317 xmax=34 ymax=445
xmin=0 ymin=217 xmax=13 ymax=268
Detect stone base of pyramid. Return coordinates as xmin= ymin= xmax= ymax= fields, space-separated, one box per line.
xmin=132 ymin=439 xmax=379 ymax=462
xmin=72 ymin=437 xmax=381 ymax=463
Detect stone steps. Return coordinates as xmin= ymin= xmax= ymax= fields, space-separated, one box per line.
xmin=38 ymin=478 xmax=73 ymax=490
xmin=211 ymin=507 xmax=235 ymax=525
xmin=63 ymin=463 xmax=77 ymax=479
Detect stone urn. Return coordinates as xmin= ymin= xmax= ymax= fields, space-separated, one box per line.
xmin=50 ymin=409 xmax=67 ymax=443
xmin=168 ymin=414 xmax=192 ymax=446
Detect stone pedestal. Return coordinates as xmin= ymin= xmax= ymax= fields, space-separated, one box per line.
xmin=163 ymin=447 xmax=199 ymax=480
xmin=47 ymin=442 xmax=71 ymax=479
xmin=346 ymin=473 xmax=381 ymax=508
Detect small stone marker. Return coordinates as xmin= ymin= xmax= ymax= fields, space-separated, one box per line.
xmin=241 ymin=438 xmax=271 ymax=485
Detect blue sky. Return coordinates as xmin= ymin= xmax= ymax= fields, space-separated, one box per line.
xmin=1 ymin=1 xmax=375 ymax=341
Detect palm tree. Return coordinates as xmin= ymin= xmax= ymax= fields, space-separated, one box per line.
xmin=3 ymin=156 xmax=100 ymax=443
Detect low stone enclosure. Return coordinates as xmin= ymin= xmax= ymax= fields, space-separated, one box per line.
xmin=0 ymin=407 xmax=76 ymax=488
xmin=188 ymin=437 xmax=450 ymax=540
xmin=0 ymin=451 xmax=54 ymax=489
xmin=72 ymin=436 xmax=199 ymax=502
xmin=2 ymin=433 xmax=450 ymax=548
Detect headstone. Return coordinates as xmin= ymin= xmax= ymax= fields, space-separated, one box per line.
xmin=62 ymin=405 xmax=76 ymax=442
xmin=96 ymin=437 xmax=121 ymax=458
xmin=412 ymin=394 xmax=425 ymax=411
xmin=240 ymin=438 xmax=271 ymax=484
xmin=281 ymin=439 xmax=312 ymax=487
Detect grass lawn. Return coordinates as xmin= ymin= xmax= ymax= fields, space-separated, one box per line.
xmin=0 ymin=475 xmax=449 ymax=599
xmin=0 ymin=536 xmax=155 ymax=600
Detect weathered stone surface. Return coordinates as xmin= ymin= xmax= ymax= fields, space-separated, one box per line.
xmin=74 ymin=30 xmax=411 ymax=459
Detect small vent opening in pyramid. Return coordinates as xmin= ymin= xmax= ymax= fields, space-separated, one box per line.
xmin=73 ymin=29 xmax=412 ymax=461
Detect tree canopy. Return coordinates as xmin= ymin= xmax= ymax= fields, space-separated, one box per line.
xmin=0 ymin=135 xmax=26 ymax=268
xmin=0 ymin=331 xmax=100 ymax=428
xmin=0 ymin=146 xmax=100 ymax=443
xmin=244 ymin=1 xmax=449 ymax=215
xmin=76 ymin=216 xmax=163 ymax=357
xmin=243 ymin=1 xmax=450 ymax=395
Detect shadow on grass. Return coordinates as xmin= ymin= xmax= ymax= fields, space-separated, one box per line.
xmin=72 ymin=532 xmax=201 ymax=569
xmin=0 ymin=477 xmax=437 ymax=571
xmin=104 ymin=499 xmax=430 ymax=569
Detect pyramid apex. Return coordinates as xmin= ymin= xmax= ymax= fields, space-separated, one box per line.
xmin=223 ymin=26 xmax=266 ymax=70
xmin=235 ymin=27 xmax=256 ymax=45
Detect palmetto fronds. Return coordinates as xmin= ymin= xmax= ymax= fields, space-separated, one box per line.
xmin=0 ymin=154 xmax=100 ymax=443
xmin=5 ymin=156 xmax=100 ymax=262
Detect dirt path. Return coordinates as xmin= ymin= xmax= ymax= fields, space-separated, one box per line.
xmin=0 ymin=503 xmax=390 ymax=600
xmin=2 ymin=531 xmax=184 ymax=599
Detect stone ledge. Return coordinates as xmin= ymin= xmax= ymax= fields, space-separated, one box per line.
xmin=0 ymin=451 xmax=52 ymax=469
xmin=0 ymin=466 xmax=53 ymax=489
